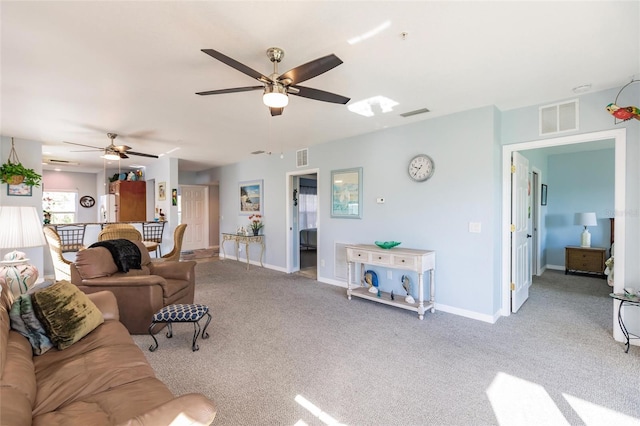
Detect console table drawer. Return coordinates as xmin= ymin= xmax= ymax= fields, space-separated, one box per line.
xmin=393 ymin=255 xmax=417 ymax=269
xmin=370 ymin=253 xmax=391 ymax=265
xmin=348 ymin=249 xmax=370 ymax=263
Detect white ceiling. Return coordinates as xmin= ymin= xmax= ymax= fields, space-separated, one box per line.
xmin=2 ymin=1 xmax=638 ymax=173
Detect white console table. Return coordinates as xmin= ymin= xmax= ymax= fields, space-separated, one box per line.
xmin=345 ymin=244 xmax=436 ymax=319
xmin=221 ymin=233 xmax=265 ymax=270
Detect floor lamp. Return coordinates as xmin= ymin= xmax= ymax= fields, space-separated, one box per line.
xmin=0 ymin=206 xmax=46 ymax=297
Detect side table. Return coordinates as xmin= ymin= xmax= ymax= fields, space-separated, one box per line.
xmin=221 ymin=233 xmax=265 ymax=270
xmin=610 ymin=293 xmax=640 ymax=353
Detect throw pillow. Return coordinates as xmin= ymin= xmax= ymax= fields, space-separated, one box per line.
xmin=9 ymin=294 xmax=54 ymax=355
xmin=31 ymin=280 xmax=104 ymax=350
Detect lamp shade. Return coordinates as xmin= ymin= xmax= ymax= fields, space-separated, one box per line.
xmin=263 ymin=84 xmax=289 ymax=108
xmin=0 ymin=206 xmax=46 ymax=250
xmin=574 ymin=212 xmax=597 ymax=227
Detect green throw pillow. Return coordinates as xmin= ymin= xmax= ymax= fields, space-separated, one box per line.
xmin=31 ymin=280 xmax=104 ymax=350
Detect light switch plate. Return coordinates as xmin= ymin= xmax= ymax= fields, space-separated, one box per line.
xmin=469 ymin=222 xmax=482 ymax=233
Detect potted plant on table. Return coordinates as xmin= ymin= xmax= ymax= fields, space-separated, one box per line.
xmin=248 ymin=214 xmax=264 ymax=236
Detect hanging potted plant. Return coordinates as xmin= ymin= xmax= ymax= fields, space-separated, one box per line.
xmin=0 ymin=138 xmax=42 ymax=187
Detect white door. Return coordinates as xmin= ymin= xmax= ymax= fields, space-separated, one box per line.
xmin=511 ymin=152 xmax=532 ymax=312
xmin=180 ymin=185 xmax=208 ymax=251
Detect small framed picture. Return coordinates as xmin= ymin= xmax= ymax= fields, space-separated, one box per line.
xmin=541 ymin=184 xmax=548 ymax=206
xmin=239 ymin=180 xmax=263 ymax=215
xmin=331 ymin=167 xmax=363 ymax=219
xmin=158 ymin=182 xmax=166 ymax=201
xmin=7 ymin=183 xmax=32 ymax=196
xmin=172 ymin=188 xmax=178 ymax=206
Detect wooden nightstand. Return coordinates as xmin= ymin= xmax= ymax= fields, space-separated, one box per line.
xmin=565 ymin=246 xmax=606 ymax=277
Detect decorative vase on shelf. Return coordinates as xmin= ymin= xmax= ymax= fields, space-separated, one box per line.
xmin=252 ymin=228 xmax=259 ymax=236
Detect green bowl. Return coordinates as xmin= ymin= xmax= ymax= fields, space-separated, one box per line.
xmin=375 ymin=241 xmax=401 ymax=249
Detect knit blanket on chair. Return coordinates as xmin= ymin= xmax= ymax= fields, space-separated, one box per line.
xmin=89 ymin=239 xmax=142 ymax=272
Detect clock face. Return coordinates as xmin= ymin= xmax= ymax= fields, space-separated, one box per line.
xmin=408 ymin=154 xmax=435 ymax=182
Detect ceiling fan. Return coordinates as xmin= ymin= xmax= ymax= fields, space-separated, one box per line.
xmin=196 ymin=47 xmax=350 ymax=116
xmin=64 ymin=133 xmax=159 ymax=159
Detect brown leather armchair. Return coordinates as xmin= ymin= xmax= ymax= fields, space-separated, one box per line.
xmin=69 ymin=240 xmax=196 ymax=334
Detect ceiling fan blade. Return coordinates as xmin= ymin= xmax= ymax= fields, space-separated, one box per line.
xmin=290 ymin=85 xmax=350 ymax=104
xmin=270 ymin=107 xmax=284 ymax=117
xmin=63 ymin=141 xmax=102 ymax=150
xmin=279 ymin=54 xmax=343 ymax=85
xmin=196 ymin=86 xmax=263 ymax=96
xmin=201 ymin=49 xmax=270 ymax=83
xmin=127 ymin=151 xmax=159 ymax=159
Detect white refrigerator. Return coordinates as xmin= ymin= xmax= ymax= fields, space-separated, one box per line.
xmin=99 ymin=194 xmax=116 ymax=222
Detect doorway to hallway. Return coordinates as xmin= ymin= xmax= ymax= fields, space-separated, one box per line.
xmin=286 ymin=169 xmax=319 ymax=278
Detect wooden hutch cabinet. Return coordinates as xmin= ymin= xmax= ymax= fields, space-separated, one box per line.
xmin=108 ymin=180 xmax=146 ymax=222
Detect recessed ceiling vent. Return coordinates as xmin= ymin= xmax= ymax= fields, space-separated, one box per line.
xmin=296 ymin=148 xmax=308 ymax=168
xmin=400 ymin=108 xmax=430 ymax=118
xmin=44 ymin=158 xmax=79 ymax=166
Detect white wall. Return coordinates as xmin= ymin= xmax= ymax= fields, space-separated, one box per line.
xmin=0 ymin=136 xmax=45 ymax=278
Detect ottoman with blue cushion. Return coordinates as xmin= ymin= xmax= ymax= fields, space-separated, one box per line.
xmin=148 ymin=303 xmax=211 ymax=351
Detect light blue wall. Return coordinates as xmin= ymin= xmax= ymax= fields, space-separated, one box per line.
xmin=545 ymin=149 xmax=614 ymax=266
xmin=202 ymin=84 xmax=640 ymax=322
xmin=502 ymin=84 xmax=640 ymax=288
xmin=204 ymin=106 xmax=502 ymax=320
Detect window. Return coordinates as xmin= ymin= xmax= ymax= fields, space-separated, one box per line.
xmin=43 ymin=191 xmax=78 ymax=224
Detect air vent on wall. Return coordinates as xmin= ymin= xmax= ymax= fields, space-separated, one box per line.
xmin=334 ymin=242 xmax=351 ymax=281
xmin=539 ymin=99 xmax=579 ymax=135
xmin=296 ymin=148 xmax=308 ymax=168
xmin=400 ymin=108 xmax=430 ymax=118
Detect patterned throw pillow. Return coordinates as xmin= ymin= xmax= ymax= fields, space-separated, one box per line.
xmin=31 ymin=280 xmax=104 ymax=350
xmin=9 ymin=294 xmax=54 ymax=355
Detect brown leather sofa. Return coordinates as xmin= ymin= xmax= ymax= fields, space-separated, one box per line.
xmin=0 ymin=279 xmax=216 ymax=425
xmin=69 ymin=241 xmax=196 ymax=334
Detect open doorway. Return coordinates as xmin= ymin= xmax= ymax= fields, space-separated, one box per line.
xmin=501 ymin=128 xmax=626 ymax=340
xmin=286 ymin=169 xmax=319 ymax=277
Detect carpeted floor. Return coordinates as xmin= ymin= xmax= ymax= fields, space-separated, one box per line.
xmin=132 ymin=263 xmax=640 ymax=426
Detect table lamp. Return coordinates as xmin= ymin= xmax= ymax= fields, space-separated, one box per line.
xmin=574 ymin=212 xmax=597 ymax=248
xmin=0 ymin=206 xmax=46 ymax=297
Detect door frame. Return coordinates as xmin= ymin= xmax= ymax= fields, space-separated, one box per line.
xmin=286 ymin=168 xmax=320 ymax=274
xmin=531 ymin=167 xmax=542 ymax=276
xmin=501 ymin=128 xmax=626 ymax=330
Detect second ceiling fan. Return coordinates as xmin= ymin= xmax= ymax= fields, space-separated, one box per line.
xmin=196 ymin=47 xmax=350 ymax=116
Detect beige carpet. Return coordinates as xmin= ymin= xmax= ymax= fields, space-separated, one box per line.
xmin=132 ymin=264 xmax=640 ymax=426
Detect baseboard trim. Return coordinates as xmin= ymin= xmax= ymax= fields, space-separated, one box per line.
xmin=435 ymin=303 xmax=499 ymax=324
xmin=546 ymin=264 xmax=565 ymax=271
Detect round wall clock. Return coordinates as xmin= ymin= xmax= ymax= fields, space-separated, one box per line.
xmin=79 ymin=195 xmax=95 ymax=208
xmin=408 ymin=154 xmax=435 ymax=182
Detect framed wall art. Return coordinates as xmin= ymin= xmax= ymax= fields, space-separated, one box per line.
xmin=158 ymin=182 xmax=166 ymax=201
xmin=239 ymin=180 xmax=263 ymax=215
xmin=7 ymin=183 xmax=32 ymax=196
xmin=331 ymin=167 xmax=362 ymax=219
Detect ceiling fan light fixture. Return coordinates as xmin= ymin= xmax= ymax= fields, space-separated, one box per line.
xmin=101 ymin=149 xmax=120 ymax=161
xmin=263 ymin=84 xmax=289 ymax=108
